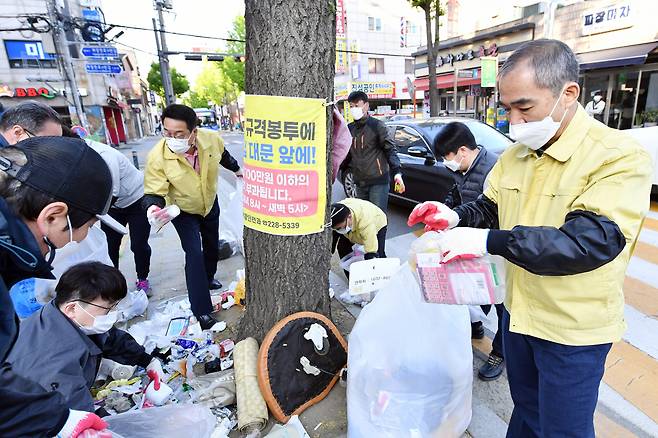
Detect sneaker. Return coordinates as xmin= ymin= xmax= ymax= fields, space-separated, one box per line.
xmin=471 ymin=321 xmax=485 ymax=339
xmin=478 ymin=353 xmax=505 ymax=381
xmin=136 ymin=279 xmax=152 ymax=298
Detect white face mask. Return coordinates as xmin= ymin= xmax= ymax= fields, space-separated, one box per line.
xmin=443 ymin=153 xmax=464 ymax=173
xmin=350 ymin=106 xmax=364 ymax=121
xmin=166 ymin=136 xmax=191 ymax=154
xmin=45 ymin=215 xmax=80 ymax=263
xmin=593 ymin=95 xmax=602 ymax=103
xmin=76 ymin=302 xmax=118 ymax=335
xmin=335 ymin=226 xmax=352 ymax=235
xmin=509 ymin=91 xmax=571 ymax=151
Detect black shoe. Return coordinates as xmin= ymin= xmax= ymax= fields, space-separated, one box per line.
xmin=209 ymin=279 xmax=223 ymax=290
xmin=478 ymin=353 xmax=505 ymax=381
xmin=198 ymin=314 xmax=218 ymax=331
xmin=471 ymin=321 xmax=485 ymax=340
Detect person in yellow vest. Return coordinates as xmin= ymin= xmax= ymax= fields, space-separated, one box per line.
xmin=330 ymin=198 xmax=387 ymax=263
xmin=409 ymin=40 xmax=651 ymax=437
xmin=143 ymin=104 xmax=241 ymax=330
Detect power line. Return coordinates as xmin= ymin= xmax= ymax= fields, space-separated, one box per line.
xmin=113 ymin=40 xmax=157 ymax=57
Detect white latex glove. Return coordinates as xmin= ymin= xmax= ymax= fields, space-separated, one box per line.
xmin=146 ymin=205 xmax=180 ymax=230
xmin=407 ymin=201 xmax=460 ymax=232
xmin=393 ymin=174 xmax=405 ymax=194
xmin=146 ymin=357 xmax=164 ymax=381
xmin=439 ymin=227 xmax=490 ymax=263
xmin=56 ymin=409 xmax=110 ymax=438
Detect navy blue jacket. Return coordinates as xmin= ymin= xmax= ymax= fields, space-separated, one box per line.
xmin=444 ymin=147 xmax=498 ymax=208
xmin=0 ymin=197 xmax=70 ymax=436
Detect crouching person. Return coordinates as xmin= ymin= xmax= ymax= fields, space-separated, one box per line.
xmin=7 ymin=262 xmax=163 ymax=413
xmin=330 ymin=198 xmax=387 ymax=265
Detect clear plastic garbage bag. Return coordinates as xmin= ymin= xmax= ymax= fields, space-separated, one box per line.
xmin=347 ymin=263 xmax=473 ymax=438
xmin=106 ymin=405 xmax=216 ymax=438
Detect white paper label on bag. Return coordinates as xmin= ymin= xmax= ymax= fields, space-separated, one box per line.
xmin=349 ymin=258 xmax=401 ymax=296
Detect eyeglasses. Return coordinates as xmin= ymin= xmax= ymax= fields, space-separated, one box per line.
xmin=75 ymin=300 xmax=119 ymax=312
xmin=20 ymin=126 xmax=35 ymax=138
xmin=162 ymin=131 xmax=191 ymax=140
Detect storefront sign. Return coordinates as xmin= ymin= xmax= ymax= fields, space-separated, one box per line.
xmin=336 ymin=0 xmax=347 ymax=39
xmin=582 ymin=3 xmax=632 ymax=35
xmin=437 ymin=43 xmax=497 ymax=68
xmin=343 ymin=100 xmax=353 ymax=123
xmin=480 ymin=56 xmax=498 ymax=88
xmin=352 ymin=81 xmax=395 ymax=99
xmin=0 ymin=84 xmax=57 ymax=99
xmin=336 ymin=38 xmax=348 ymax=75
xmin=400 ymin=17 xmax=407 ymax=48
xmin=243 ymin=95 xmax=327 ymax=235
xmin=335 ymin=82 xmax=349 ymax=101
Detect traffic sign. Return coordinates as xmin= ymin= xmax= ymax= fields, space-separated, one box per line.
xmin=81 ymin=46 xmax=118 ymax=58
xmin=85 ymin=63 xmax=122 ymax=74
xmin=458 ymin=69 xmax=475 ymax=78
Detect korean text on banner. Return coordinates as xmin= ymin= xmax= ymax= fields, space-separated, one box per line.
xmin=243 ymin=95 xmax=327 ymax=236
xmin=480 ymin=56 xmax=498 ymax=88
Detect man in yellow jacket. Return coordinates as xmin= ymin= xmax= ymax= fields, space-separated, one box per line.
xmin=143 ymin=104 xmax=241 ymax=330
xmin=330 ymin=198 xmax=387 ymax=263
xmin=409 ymin=40 xmax=652 ymax=437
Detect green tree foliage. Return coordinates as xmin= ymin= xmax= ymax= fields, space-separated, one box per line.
xmin=147 ymin=62 xmax=191 ymax=100
xmin=218 ymin=16 xmax=245 ymax=92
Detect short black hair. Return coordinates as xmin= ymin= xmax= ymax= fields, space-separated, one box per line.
xmin=0 ymin=147 xmax=96 ymax=228
xmin=347 ymin=91 xmax=368 ymax=104
xmin=0 ymin=101 xmax=62 ymax=133
xmin=433 ymin=122 xmax=477 ymax=157
xmin=330 ymin=203 xmax=350 ymax=227
xmin=54 ymin=262 xmax=127 ymax=307
xmin=161 ymin=104 xmax=199 ymax=131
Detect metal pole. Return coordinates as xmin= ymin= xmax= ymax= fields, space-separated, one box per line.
xmin=155 ymin=3 xmax=175 ymax=106
xmin=132 ymin=150 xmax=140 ymax=168
xmin=48 ymin=0 xmax=88 ymax=128
xmin=453 ymin=67 xmax=458 ymax=117
xmin=632 ymin=70 xmax=642 ymax=127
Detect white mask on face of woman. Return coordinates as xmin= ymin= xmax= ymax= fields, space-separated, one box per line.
xmin=350 ymin=106 xmax=364 ymax=120
xmin=335 ymin=226 xmax=352 ymax=235
xmin=76 ymin=303 xmax=119 ymax=335
xmin=166 ymin=136 xmax=191 ymax=154
xmin=509 ymin=90 xmax=572 ymax=151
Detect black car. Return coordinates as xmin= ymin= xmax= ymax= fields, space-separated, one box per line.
xmin=340 ymin=117 xmax=512 ymax=204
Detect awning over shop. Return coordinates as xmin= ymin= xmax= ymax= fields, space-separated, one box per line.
xmin=406 ymin=71 xmax=481 ymax=93
xmin=578 ymin=42 xmax=658 ymax=71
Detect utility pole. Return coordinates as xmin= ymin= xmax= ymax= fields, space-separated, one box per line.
xmin=153 ymin=0 xmax=175 ymax=106
xmin=47 ymin=0 xmax=88 ymax=128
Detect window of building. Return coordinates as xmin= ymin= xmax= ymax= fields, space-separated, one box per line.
xmin=368 ymin=17 xmax=382 ymax=32
xmin=4 ymin=40 xmax=57 ymax=69
xmin=368 ymin=57 xmax=385 ymax=74
xmin=405 ymin=59 xmax=414 ymax=74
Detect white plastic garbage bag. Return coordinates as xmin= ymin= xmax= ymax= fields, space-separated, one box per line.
xmin=220 ymin=179 xmax=244 ymax=256
xmin=116 ymin=289 xmax=149 ymax=322
xmin=105 ymin=405 xmax=216 ymax=438
xmin=347 ymin=263 xmax=473 ymax=438
xmin=339 ymin=244 xmax=365 ymax=272
xmin=9 ymin=224 xmax=112 ymax=318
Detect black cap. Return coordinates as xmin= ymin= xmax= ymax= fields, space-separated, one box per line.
xmin=0 ymin=136 xmax=127 ymax=234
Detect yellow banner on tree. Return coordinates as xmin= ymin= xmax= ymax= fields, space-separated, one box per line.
xmin=243 ymin=95 xmax=327 ymax=235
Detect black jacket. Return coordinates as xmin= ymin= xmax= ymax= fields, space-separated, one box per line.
xmin=0 ymin=197 xmax=70 ymax=437
xmin=455 ymin=196 xmax=625 ymax=276
xmin=444 ymin=147 xmax=498 ymax=208
xmin=347 ymin=116 xmax=401 ymax=186
xmin=7 ymin=301 xmax=152 ymax=412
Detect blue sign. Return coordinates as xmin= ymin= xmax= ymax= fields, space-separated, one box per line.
xmin=82 ymin=9 xmax=101 ymax=22
xmin=85 ymin=63 xmax=122 ymax=74
xmin=81 ymin=46 xmax=118 ymax=58
xmin=4 ymin=40 xmax=56 ymax=60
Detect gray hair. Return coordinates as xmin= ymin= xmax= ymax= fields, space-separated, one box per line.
xmin=498 ymin=39 xmax=579 ymax=96
xmin=0 ymin=101 xmax=62 ymax=134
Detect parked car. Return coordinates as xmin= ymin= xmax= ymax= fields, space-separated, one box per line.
xmin=339 ymin=117 xmax=512 ymax=204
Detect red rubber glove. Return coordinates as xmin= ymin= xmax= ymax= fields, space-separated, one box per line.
xmin=407 ymin=201 xmax=460 ymax=231
xmin=57 ymin=410 xmax=110 ymax=438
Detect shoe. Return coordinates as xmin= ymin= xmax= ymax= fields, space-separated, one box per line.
xmin=198 ymin=314 xmax=218 ymax=331
xmin=136 ymin=279 xmax=152 ymax=298
xmin=209 ymin=279 xmax=223 ymax=290
xmin=478 ymin=353 xmax=505 ymax=381
xmin=471 ymin=321 xmax=485 ymax=339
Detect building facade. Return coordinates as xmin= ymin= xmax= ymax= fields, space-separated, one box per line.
xmin=0 ymin=0 xmax=152 ymax=144
xmin=411 ymin=0 xmax=658 ymax=131
xmin=334 ymin=0 xmax=426 ymax=117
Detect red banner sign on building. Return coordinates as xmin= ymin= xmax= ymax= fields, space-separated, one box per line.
xmin=336 ymin=0 xmax=347 ymax=39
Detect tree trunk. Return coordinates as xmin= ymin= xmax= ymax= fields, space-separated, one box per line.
xmin=424 ymin=7 xmax=439 ymax=117
xmin=239 ymin=0 xmax=335 ymax=342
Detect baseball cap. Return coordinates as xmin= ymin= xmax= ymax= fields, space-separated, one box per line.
xmin=0 ymin=136 xmax=128 ymax=234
